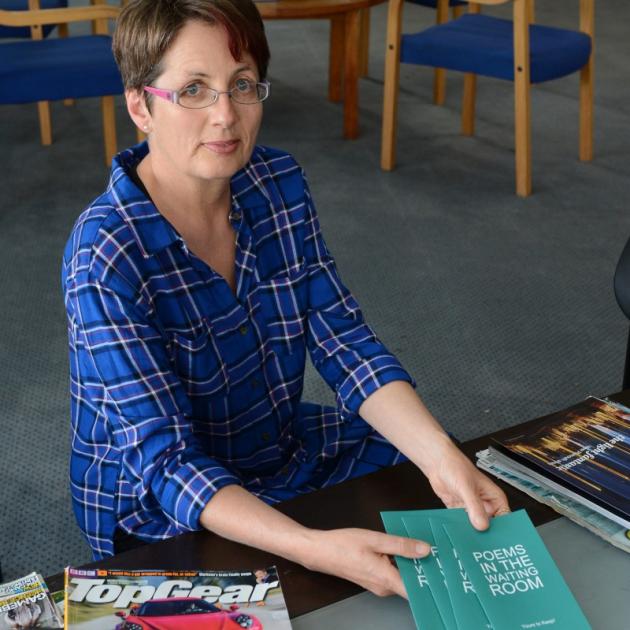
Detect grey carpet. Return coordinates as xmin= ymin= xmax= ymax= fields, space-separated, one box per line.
xmin=1 ymin=0 xmax=629 ymax=581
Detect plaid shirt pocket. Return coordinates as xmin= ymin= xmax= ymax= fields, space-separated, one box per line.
xmin=167 ymin=318 xmax=229 ymax=398
xmin=256 ymin=263 xmax=308 ymax=357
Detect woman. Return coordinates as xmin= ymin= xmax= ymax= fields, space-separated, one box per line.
xmin=62 ymin=0 xmax=508 ymax=598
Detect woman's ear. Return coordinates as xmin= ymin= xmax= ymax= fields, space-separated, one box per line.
xmin=126 ymin=89 xmax=152 ymax=134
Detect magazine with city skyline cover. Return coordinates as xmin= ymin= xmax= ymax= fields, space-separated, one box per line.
xmin=63 ymin=567 xmax=292 ymax=630
xmin=490 ymin=397 xmax=630 ymax=526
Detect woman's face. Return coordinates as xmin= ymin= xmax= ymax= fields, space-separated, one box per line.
xmin=145 ymin=20 xmax=263 ymax=185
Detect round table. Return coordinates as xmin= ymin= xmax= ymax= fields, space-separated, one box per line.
xmin=256 ymin=0 xmax=386 ymax=138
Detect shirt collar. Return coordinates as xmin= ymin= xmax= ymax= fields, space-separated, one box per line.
xmin=108 ymin=142 xmax=272 ymax=258
xmin=109 ymin=142 xmax=181 ymax=258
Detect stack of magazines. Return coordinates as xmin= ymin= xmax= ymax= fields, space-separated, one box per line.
xmin=0 ymin=572 xmax=63 ymax=629
xmin=476 ymin=396 xmax=630 ymax=553
xmin=0 ymin=567 xmax=292 ymax=629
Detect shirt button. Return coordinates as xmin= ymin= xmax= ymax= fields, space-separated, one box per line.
xmin=261 ymin=432 xmax=271 ymax=442
xmin=230 ymin=210 xmax=242 ymax=222
xmin=239 ymin=325 xmax=248 ymax=335
xmin=250 ymin=378 xmax=260 ymax=389
xmin=281 ymin=465 xmax=289 ymax=475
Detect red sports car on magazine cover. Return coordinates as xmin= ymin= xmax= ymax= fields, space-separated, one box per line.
xmin=115 ymin=597 xmax=263 ymax=630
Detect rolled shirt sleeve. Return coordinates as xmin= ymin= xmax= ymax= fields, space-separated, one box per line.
xmin=66 ymin=267 xmax=241 ymax=536
xmin=301 ymin=176 xmax=415 ymax=419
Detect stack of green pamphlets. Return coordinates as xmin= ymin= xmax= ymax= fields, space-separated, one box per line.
xmin=381 ymin=508 xmax=592 ymax=630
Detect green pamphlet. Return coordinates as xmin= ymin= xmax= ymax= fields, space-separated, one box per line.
xmin=380 ymin=511 xmax=446 ymax=630
xmin=401 ymin=514 xmax=459 ymax=630
xmin=429 ymin=517 xmax=493 ymax=630
xmin=443 ymin=510 xmax=592 ymax=630
xmin=403 ymin=509 xmax=492 ymax=630
xmin=404 ymin=512 xmax=492 ymax=630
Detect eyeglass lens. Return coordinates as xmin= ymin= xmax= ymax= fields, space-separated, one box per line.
xmin=178 ymin=79 xmax=269 ymax=109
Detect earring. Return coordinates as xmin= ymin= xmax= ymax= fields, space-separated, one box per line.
xmin=143 ymin=125 xmax=149 ymax=132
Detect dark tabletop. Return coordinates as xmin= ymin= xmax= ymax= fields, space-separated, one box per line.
xmin=47 ymin=390 xmax=630 ymax=617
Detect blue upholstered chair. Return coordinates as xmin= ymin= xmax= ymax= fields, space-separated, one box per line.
xmin=0 ymin=2 xmax=124 ymax=165
xmin=0 ymin=0 xmax=68 ymax=38
xmin=381 ymin=0 xmax=594 ymax=196
xmin=1 ymin=1 xmax=71 ymax=145
xmin=407 ymin=0 xmax=467 ymax=104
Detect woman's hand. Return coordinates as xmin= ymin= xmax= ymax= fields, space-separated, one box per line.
xmin=202 ymin=486 xmax=428 ymax=599
xmin=358 ymin=381 xmax=510 ymax=530
xmin=301 ymin=528 xmax=430 ymax=598
xmin=424 ymin=439 xmax=510 ymax=530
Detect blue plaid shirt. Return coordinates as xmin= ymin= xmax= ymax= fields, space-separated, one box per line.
xmin=62 ymin=142 xmax=412 ymax=559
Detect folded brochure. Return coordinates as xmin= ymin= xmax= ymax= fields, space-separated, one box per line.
xmin=382 ymin=508 xmax=591 ymax=630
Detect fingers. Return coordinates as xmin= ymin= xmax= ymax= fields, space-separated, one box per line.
xmin=380 ymin=565 xmax=409 ymax=600
xmin=368 ymin=531 xmax=431 ymax=558
xmin=479 ymin=477 xmax=511 ymax=518
xmin=360 ymin=557 xmax=409 ymax=599
xmin=467 ymin=500 xmax=490 ymax=530
xmin=488 ymin=495 xmax=511 ymax=517
xmin=333 ymin=530 xmax=416 ymax=599
xmin=463 ymin=471 xmax=511 ymax=529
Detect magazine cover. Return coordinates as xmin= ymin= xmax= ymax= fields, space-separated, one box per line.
xmin=490 ymin=397 xmax=630 ymax=525
xmin=477 ymin=447 xmax=630 ymax=552
xmin=0 ymin=572 xmax=63 ymax=629
xmin=64 ymin=567 xmax=292 ymax=630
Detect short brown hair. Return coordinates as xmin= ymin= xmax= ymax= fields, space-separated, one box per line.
xmin=112 ymin=0 xmax=270 ymax=94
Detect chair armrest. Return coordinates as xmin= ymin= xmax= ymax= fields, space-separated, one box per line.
xmin=0 ymin=5 xmax=120 ymax=28
xmin=471 ymin=0 xmax=594 ymax=26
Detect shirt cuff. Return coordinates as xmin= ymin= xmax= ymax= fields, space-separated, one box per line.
xmin=159 ymin=462 xmax=242 ymax=532
xmin=335 ymin=355 xmax=416 ymax=420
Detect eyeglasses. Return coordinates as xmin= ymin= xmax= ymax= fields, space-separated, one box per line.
xmin=143 ymin=78 xmax=270 ymax=109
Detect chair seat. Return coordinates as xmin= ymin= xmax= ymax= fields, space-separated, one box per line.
xmin=401 ymin=13 xmax=592 ymax=83
xmin=0 ymin=35 xmax=123 ymax=103
xmin=0 ymin=0 xmax=67 ymax=38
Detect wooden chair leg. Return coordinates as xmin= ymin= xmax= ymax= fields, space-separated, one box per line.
xmin=329 ymin=16 xmax=344 ymax=102
xmin=342 ymin=9 xmax=361 ymax=138
xmin=527 ymin=0 xmax=535 ymax=23
xmin=433 ymin=0 xmax=449 ymax=105
xmin=579 ymin=63 xmax=594 ymax=161
xmin=453 ymin=4 xmax=465 ymax=18
xmin=37 ymin=101 xmax=52 ymax=145
xmin=57 ymin=23 xmax=75 ymax=107
xmin=461 ymin=2 xmax=481 ymax=133
xmin=433 ymin=69 xmax=446 ymax=106
xmin=359 ymin=8 xmax=370 ymax=78
xmin=514 ymin=0 xmax=532 ymax=196
xmin=381 ymin=0 xmax=404 ymax=169
xmin=461 ymin=73 xmax=476 ymax=136
xmin=579 ymin=0 xmax=594 ymax=162
xmin=514 ymin=80 xmax=532 ymax=196
xmin=102 ymin=95 xmax=117 ymax=166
